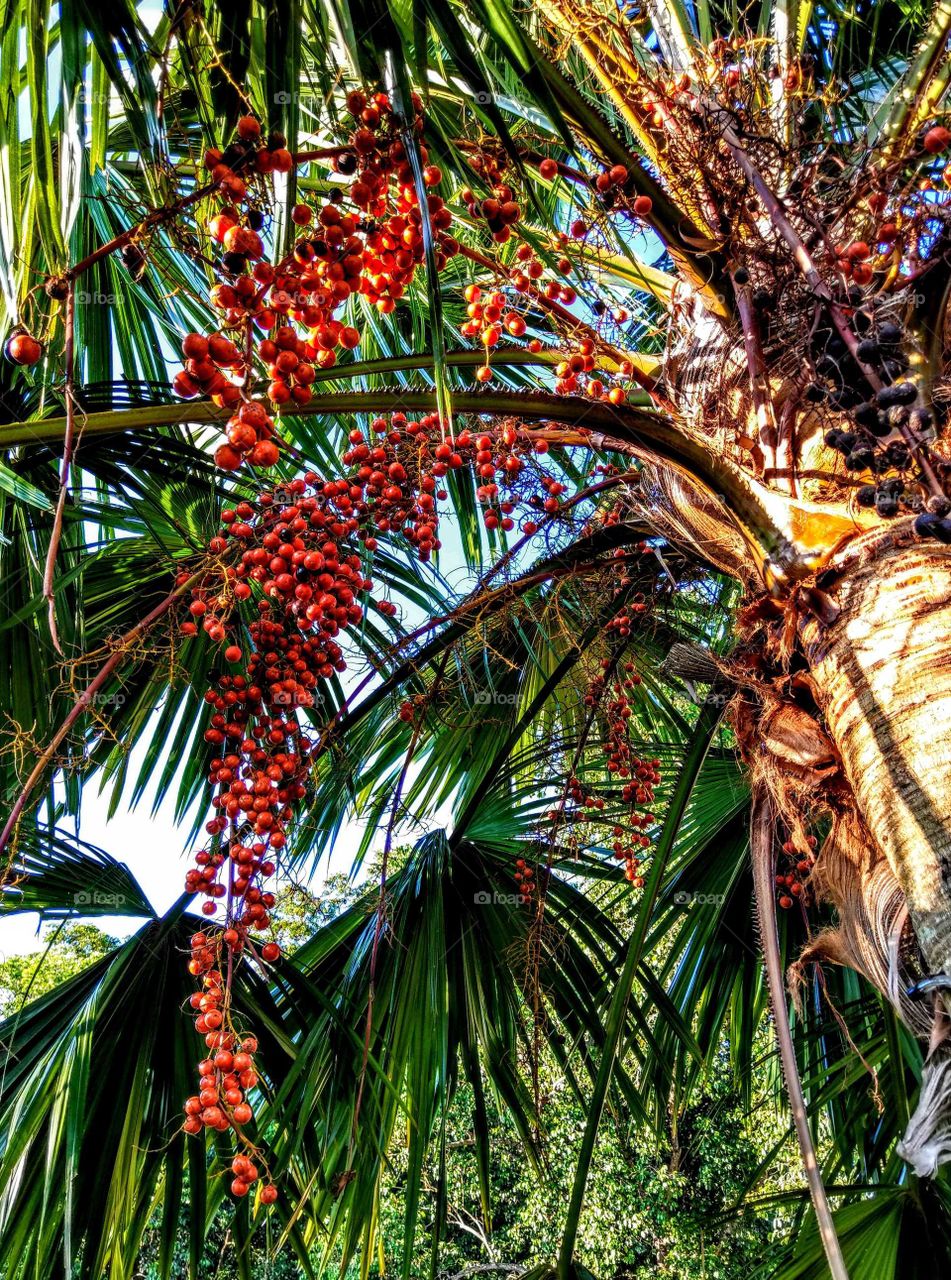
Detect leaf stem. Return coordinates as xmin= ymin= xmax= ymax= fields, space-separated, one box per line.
xmin=0 ymin=573 xmax=202 ymax=861
xmin=750 ymin=790 xmax=851 ymax=1280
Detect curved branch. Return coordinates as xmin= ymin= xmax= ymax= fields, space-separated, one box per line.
xmin=0 ymin=389 xmax=790 ymax=571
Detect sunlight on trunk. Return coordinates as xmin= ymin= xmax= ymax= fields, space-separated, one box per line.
xmin=801 ymin=523 xmax=951 ymax=976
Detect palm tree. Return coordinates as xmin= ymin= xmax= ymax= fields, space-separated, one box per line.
xmin=2 ymin=0 xmax=951 ymax=1276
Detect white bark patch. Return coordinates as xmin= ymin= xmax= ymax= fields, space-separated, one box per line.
xmin=801 ymin=529 xmax=951 ymax=975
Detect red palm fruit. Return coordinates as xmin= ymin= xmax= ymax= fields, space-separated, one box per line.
xmin=236 ymin=115 xmax=261 ymax=140
xmin=249 ymin=439 xmax=280 ymax=467
xmin=208 ymin=334 xmax=239 ymax=364
xmin=5 ymin=332 xmax=42 ymax=365
xmin=633 ymin=195 xmax=653 ymax=215
xmin=215 ymin=444 xmax=243 ymax=471
xmin=173 ymin=371 xmax=201 ymax=398
xmin=228 ymin=422 xmax=257 ymax=450
xmin=182 ymin=333 xmax=209 ymax=360
xmin=924 ymin=125 xmax=951 ymax=153
xmin=208 ymin=214 xmax=236 ymax=243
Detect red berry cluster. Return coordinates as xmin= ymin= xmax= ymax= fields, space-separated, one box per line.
xmin=556 ymin=347 xmax=631 ymax=405
xmin=460 ymin=284 xmax=529 ymax=381
xmin=182 ymin=955 xmax=259 ymax=1115
xmin=179 ymin=474 xmax=379 ymax=1193
xmin=221 ymin=398 xmax=281 ymax=471
xmin=173 ymin=331 xmax=244 ymax=415
xmin=513 ymin=856 xmax=537 ymax=904
xmin=340 ymin=412 xmax=567 ymax=545
xmin=173 ymin=99 xmax=457 ymax=473
xmin=584 ymin=660 xmax=659 ymax=883
xmin=342 ymin=413 xmax=446 ymax=561
xmin=776 ymin=835 xmax=817 ymax=909
xmin=604 ymin=598 xmax=648 ymax=639
xmin=341 ymin=88 xmax=456 ymax=311
xmin=458 ymin=247 xmax=634 ymax=403
xmin=460 ymin=151 xmax=522 ymax=244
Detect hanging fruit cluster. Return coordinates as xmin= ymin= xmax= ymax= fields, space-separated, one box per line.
xmin=776 ymin=835 xmax=817 ymax=910
xmin=594 ymin=661 xmax=659 ymax=885
xmin=339 ymin=411 xmax=569 ymax=542
xmin=457 ymin=231 xmax=637 ymax=404
xmin=172 ymin=98 xmax=457 ymax=472
xmin=513 ymin=856 xmax=538 ymax=904
xmin=174 ymin=409 xmax=590 ymax=1182
xmin=178 ymin=472 xmax=376 ymax=1194
xmin=460 ymin=150 xmax=521 ymax=244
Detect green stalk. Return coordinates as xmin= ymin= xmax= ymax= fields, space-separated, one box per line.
xmin=384 ymin=49 xmax=453 ymax=437
xmin=555 ymin=697 xmax=725 ymax=1280
xmin=0 ymin=387 xmax=785 ymax=566
xmin=881 ymin=0 xmax=951 ymax=154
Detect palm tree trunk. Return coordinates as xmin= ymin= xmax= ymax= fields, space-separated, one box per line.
xmin=787 ymin=518 xmax=951 ymax=1174
xmin=799 ymin=520 xmax=951 ymax=978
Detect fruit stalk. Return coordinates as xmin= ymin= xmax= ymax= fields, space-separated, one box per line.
xmin=42 ymin=282 xmax=75 ymax=653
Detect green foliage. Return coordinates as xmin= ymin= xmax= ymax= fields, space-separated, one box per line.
xmin=0 ymin=921 xmax=120 ymax=1015
xmin=1 ymin=0 xmax=951 ymax=1277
